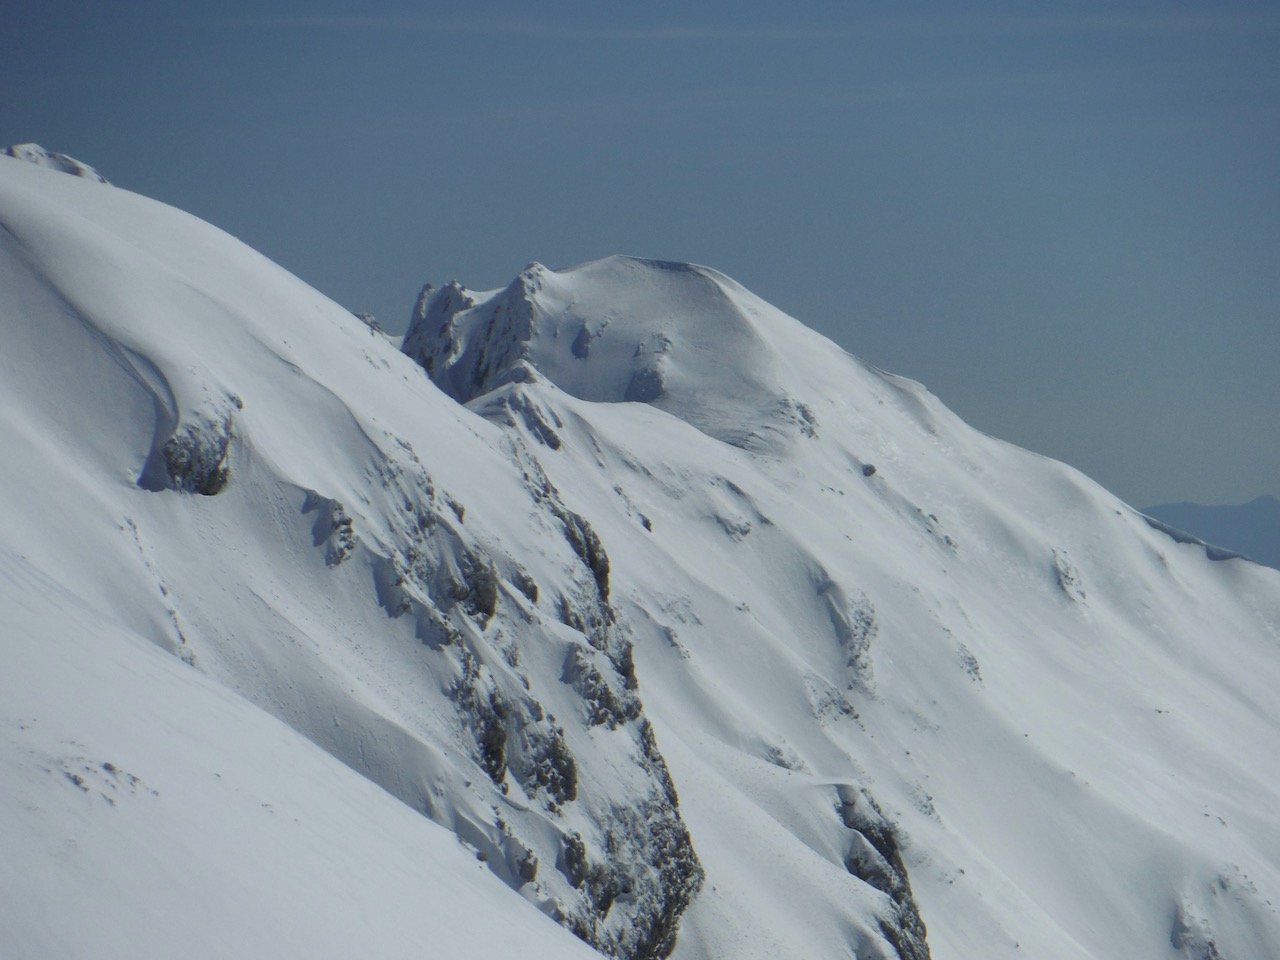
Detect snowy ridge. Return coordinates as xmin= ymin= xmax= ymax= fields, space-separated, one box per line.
xmin=4 ymin=152 xmax=1280 ymax=960
xmin=1143 ymin=495 xmax=1280 ymax=570
xmin=405 ymin=255 xmax=831 ymax=453
xmin=409 ymin=257 xmax=1280 ymax=960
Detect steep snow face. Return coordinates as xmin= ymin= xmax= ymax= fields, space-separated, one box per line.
xmin=0 ymin=154 xmax=700 ymax=960
xmin=0 ymin=551 xmax=604 ymax=960
xmin=404 ymin=256 xmax=830 ymax=453
xmin=4 ymin=142 xmax=108 ymax=182
xmin=409 ymin=257 xmax=1280 ymax=960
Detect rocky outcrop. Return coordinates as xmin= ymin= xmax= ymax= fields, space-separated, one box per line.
xmin=837 ymin=785 xmax=931 ymax=960
xmin=153 ymin=412 xmax=234 ymax=495
xmin=291 ymin=429 xmax=702 ymax=959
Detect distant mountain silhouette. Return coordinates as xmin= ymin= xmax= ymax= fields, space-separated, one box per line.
xmin=1143 ymin=495 xmax=1280 ymax=570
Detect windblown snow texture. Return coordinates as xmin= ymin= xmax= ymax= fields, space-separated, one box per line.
xmin=4 ymin=148 xmax=1280 ymax=960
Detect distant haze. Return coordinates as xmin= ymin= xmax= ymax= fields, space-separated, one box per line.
xmin=4 ymin=0 xmax=1276 ymax=506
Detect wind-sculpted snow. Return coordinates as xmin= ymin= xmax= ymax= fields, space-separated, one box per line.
xmin=4 ymin=152 xmax=1280 ymax=960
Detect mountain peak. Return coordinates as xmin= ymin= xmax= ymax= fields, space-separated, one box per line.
xmin=3 ymin=143 xmax=108 ymax=182
xmin=403 ymin=255 xmax=840 ymax=452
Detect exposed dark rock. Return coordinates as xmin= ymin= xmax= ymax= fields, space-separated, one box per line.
xmin=477 ymin=690 xmax=509 ymax=784
xmin=517 ymin=456 xmax=613 ymax=608
xmin=560 ymin=831 xmax=589 ymax=888
xmin=815 ymin=574 xmax=877 ymax=685
xmin=514 ymin=569 xmax=539 ymax=604
xmin=571 ymin=323 xmax=594 ymax=359
xmin=158 ymin=415 xmax=233 ymax=495
xmin=364 ymin=418 xmax=700 ymax=959
xmin=451 ymin=645 xmax=579 ymax=807
xmin=614 ymin=640 xmax=639 ymax=691
xmin=625 ymin=367 xmax=664 ymax=403
xmin=559 ymin=793 xmax=703 ymax=960
xmin=403 ymin=269 xmax=542 ymax=401
xmin=556 ymin=587 xmax=614 ymax=656
xmin=302 ymin=492 xmax=356 ymax=565
xmin=558 ymin=507 xmax=611 ymax=602
xmin=5 ymin=143 xmax=108 ymax=182
xmin=521 ymin=722 xmax=578 ymax=808
xmin=1172 ymin=901 xmax=1227 ymax=960
xmin=778 ymin=396 xmax=818 ymax=438
xmin=517 ymin=848 xmax=539 ymax=883
xmin=401 ymin=280 xmax=475 ymax=381
xmin=452 ymin=553 xmax=499 ymax=623
xmin=449 ymin=648 xmax=508 ymax=786
xmin=837 ymin=785 xmax=931 ymax=960
xmin=563 ymin=647 xmax=641 ymax=729
xmin=509 ymin=392 xmax=564 ymax=449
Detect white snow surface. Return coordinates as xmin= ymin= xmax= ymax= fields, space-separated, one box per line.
xmin=4 ymin=143 xmax=108 ymax=183
xmin=405 ymin=256 xmax=823 ymax=453
xmin=4 ymin=152 xmax=1280 ymax=960
xmin=0 ymin=555 xmax=602 ymax=960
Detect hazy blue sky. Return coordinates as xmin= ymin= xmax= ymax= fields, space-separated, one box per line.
xmin=4 ymin=1 xmax=1277 ymax=506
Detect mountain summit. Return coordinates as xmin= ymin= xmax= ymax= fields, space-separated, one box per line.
xmin=4 ymin=151 xmax=1280 ymax=960
xmin=404 ymin=255 xmax=836 ymax=453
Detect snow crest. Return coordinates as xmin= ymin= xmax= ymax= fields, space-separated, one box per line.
xmin=4 ymin=143 xmax=109 ymax=183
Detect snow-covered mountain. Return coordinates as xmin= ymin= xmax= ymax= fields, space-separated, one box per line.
xmin=4 ymin=148 xmax=1279 ymax=960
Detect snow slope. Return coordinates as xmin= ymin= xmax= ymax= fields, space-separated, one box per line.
xmin=0 ymin=152 xmax=697 ymax=959
xmin=408 ymin=256 xmax=1280 ymax=960
xmin=0 ymin=550 xmax=602 ymax=960
xmin=4 ymin=149 xmax=1280 ymax=960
